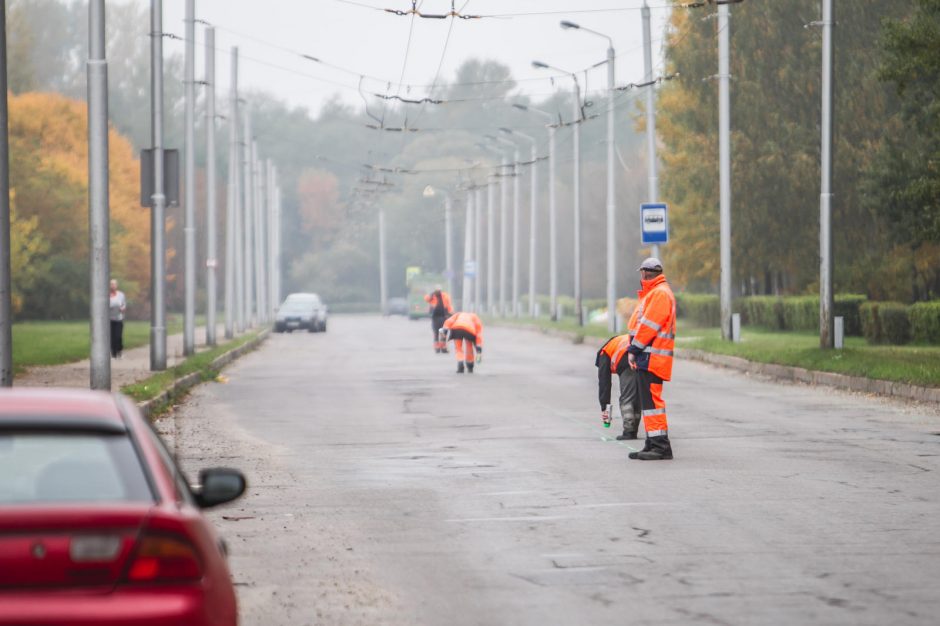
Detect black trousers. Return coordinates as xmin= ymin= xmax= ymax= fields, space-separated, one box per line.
xmin=110 ymin=320 xmax=123 ymax=357
xmin=431 ymin=314 xmax=447 ymax=341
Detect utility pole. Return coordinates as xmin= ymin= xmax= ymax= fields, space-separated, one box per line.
xmin=499 ymin=154 xmax=509 ymax=316
xmin=512 ymin=150 xmax=520 ymax=316
xmin=225 ymin=47 xmax=240 ymax=337
xmin=486 ymin=174 xmax=495 ymax=314
xmin=252 ymin=141 xmax=264 ymax=324
xmin=204 ymin=26 xmax=217 ymax=346
xmin=527 ymin=143 xmax=538 ymax=318
xmin=819 ymin=0 xmax=834 ymax=348
xmin=444 ymin=193 xmax=454 ymax=297
xmin=548 ymin=124 xmax=557 ymax=320
xmin=643 ymin=1 xmax=660 ymax=260
xmin=242 ymin=113 xmax=254 ymax=326
xmin=572 ymin=83 xmax=583 ymax=326
xmin=182 ymin=0 xmax=195 ymax=356
xmin=0 ymin=0 xmax=11 ymax=386
xmin=267 ymin=160 xmax=277 ymax=315
xmin=274 ymin=182 xmax=282 ymax=309
xmin=88 ymin=0 xmax=110 ymax=389
xmin=605 ymin=44 xmax=617 ymax=334
xmin=718 ymin=3 xmax=733 ymax=341
xmin=474 ymin=186 xmax=483 ymax=313
xmin=149 ymin=0 xmax=167 ymax=371
xmin=462 ymin=191 xmax=474 ymax=310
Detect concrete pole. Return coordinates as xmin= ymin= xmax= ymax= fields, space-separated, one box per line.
xmin=267 ymin=161 xmax=277 ymax=315
xmin=251 ymin=140 xmax=263 ymax=324
xmin=182 ymin=0 xmax=195 ymax=355
xmin=486 ymin=175 xmax=495 ymax=314
xmin=444 ymin=193 xmax=454 ymax=297
xmin=461 ymin=191 xmax=473 ymax=310
xmin=257 ymin=151 xmax=267 ymax=321
xmin=512 ymin=149 xmax=520 ymax=316
xmin=242 ymin=113 xmax=254 ymax=326
xmin=378 ymin=205 xmax=387 ymax=315
xmin=0 ymin=0 xmax=12 ymax=386
xmin=88 ymin=0 xmax=110 ymax=389
xmin=642 ymin=2 xmax=660 ymax=260
xmin=572 ymin=84 xmax=583 ymax=326
xmin=474 ymin=186 xmax=483 ymax=313
xmin=149 ymin=0 xmax=167 ymax=371
xmin=819 ymin=0 xmax=834 ymax=348
xmin=528 ymin=144 xmax=538 ymax=317
xmin=499 ymin=155 xmax=508 ymax=316
xmin=548 ymin=125 xmax=558 ymax=320
xmin=226 ymin=48 xmax=241 ymax=337
xmin=204 ymin=27 xmax=217 ymax=346
xmin=605 ymin=45 xmax=617 ymax=334
xmin=718 ymin=3 xmax=733 ymax=341
xmin=275 ymin=183 xmax=282 ymax=308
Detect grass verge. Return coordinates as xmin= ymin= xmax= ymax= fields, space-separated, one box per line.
xmin=12 ymin=317 xmax=187 ymax=373
xmin=488 ymin=316 xmax=940 ymax=389
xmin=120 ymin=330 xmax=260 ymax=413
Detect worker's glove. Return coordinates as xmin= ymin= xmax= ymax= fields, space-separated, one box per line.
xmin=438 ymin=328 xmax=447 ymax=341
xmin=475 ymin=346 xmax=482 ymax=363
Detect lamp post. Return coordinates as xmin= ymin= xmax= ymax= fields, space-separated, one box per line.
xmin=476 ymin=142 xmax=502 ymax=315
xmin=499 ymin=128 xmax=536 ymax=318
xmin=423 ymin=185 xmax=454 ymax=296
xmin=532 ymin=61 xmax=583 ymax=324
xmin=488 ymin=134 xmax=517 ymax=317
xmin=561 ymin=20 xmax=617 ymax=332
xmin=514 ymin=102 xmax=555 ymax=319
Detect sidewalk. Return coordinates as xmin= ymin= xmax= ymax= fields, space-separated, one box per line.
xmin=17 ymin=325 xmax=226 ymax=389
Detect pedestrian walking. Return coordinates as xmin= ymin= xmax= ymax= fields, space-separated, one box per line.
xmin=109 ymin=279 xmax=127 ymax=359
xmin=425 ymin=285 xmax=453 ymax=353
xmin=626 ymin=257 xmax=677 ymax=461
xmin=441 ymin=311 xmax=483 ymax=373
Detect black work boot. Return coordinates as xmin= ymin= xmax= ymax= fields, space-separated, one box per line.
xmin=456 ymin=362 xmax=465 ymax=374
xmin=466 ymin=361 xmax=474 ymax=373
xmin=628 ymin=438 xmax=652 ymax=459
xmin=617 ymin=413 xmax=640 ymax=440
xmin=635 ymin=435 xmax=673 ymax=461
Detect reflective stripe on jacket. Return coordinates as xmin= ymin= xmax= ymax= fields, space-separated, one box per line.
xmin=443 ymin=312 xmax=483 ymax=347
xmin=627 ymin=275 xmax=676 ymax=381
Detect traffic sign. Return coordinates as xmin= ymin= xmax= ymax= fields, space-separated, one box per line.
xmin=640 ymin=203 xmax=668 ymax=244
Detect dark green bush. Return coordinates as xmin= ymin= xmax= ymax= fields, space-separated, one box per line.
xmin=834 ymin=294 xmax=867 ymax=337
xmin=910 ymin=301 xmax=940 ymax=344
xmin=782 ymin=296 xmax=818 ymax=331
xmin=738 ymin=296 xmax=785 ymax=330
xmin=860 ymin=301 xmax=882 ymax=343
xmin=676 ymin=293 xmax=719 ymax=327
xmin=879 ymin=302 xmax=911 ymax=345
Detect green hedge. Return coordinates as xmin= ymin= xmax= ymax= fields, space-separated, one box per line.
xmin=861 ymin=301 xmax=911 ymax=344
xmin=675 ymin=293 xmax=720 ymax=327
xmin=910 ymin=301 xmax=940 ymax=344
xmin=738 ymin=296 xmax=785 ymax=330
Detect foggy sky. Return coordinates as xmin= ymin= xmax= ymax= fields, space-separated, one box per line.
xmin=147 ymin=0 xmax=671 ymax=114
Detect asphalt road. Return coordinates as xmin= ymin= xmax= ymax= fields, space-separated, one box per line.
xmin=163 ymin=314 xmax=940 ymax=626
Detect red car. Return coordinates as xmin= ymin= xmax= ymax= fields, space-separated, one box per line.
xmin=0 ymin=388 xmax=246 ymax=626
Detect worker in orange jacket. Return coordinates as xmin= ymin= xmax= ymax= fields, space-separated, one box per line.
xmin=441 ymin=312 xmax=483 ymax=373
xmin=425 ymin=286 xmax=453 ymax=353
xmin=626 ymin=257 xmax=677 ymax=461
xmin=596 ymin=332 xmax=641 ymax=440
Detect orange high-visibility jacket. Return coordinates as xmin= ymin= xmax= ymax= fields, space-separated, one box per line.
xmin=443 ymin=312 xmax=483 ymax=347
xmin=425 ymin=290 xmax=453 ymax=316
xmin=597 ymin=335 xmax=632 ymax=374
xmin=627 ymin=275 xmax=676 ymax=381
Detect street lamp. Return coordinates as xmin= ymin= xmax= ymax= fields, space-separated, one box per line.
xmin=499 ymin=127 xmax=535 ymax=317
xmin=423 ymin=185 xmax=454 ymax=297
xmin=531 ymin=61 xmax=584 ymax=324
xmin=476 ymin=141 xmax=502 ymax=314
xmin=561 ymin=20 xmax=617 ymax=332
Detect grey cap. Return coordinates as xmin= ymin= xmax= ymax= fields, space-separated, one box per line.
xmin=637 ymin=257 xmax=663 ymax=271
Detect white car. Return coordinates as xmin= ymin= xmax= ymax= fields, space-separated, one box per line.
xmin=274 ymin=293 xmax=328 ymax=333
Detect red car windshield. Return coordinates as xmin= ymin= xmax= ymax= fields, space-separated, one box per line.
xmin=0 ymin=431 xmax=154 ymax=504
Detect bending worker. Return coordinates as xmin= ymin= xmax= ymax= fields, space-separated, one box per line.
xmin=626 ymin=257 xmax=677 ymax=461
xmin=441 ymin=311 xmax=483 ymax=373
xmin=596 ymin=332 xmax=642 ymax=441
xmin=425 ymin=285 xmax=453 ymax=353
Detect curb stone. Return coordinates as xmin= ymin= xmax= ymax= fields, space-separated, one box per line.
xmin=138 ymin=329 xmax=270 ymax=419
xmin=499 ymin=321 xmax=940 ymax=405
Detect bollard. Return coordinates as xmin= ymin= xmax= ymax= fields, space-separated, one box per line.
xmin=535 ymin=302 xmax=541 ymax=318
xmin=732 ymin=313 xmax=741 ymax=343
xmin=835 ymin=316 xmax=844 ymax=349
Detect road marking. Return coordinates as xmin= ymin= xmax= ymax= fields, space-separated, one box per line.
xmin=445 ymin=515 xmax=572 ymax=523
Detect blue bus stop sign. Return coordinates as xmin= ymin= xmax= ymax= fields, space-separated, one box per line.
xmin=640 ymin=203 xmax=668 ymax=245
